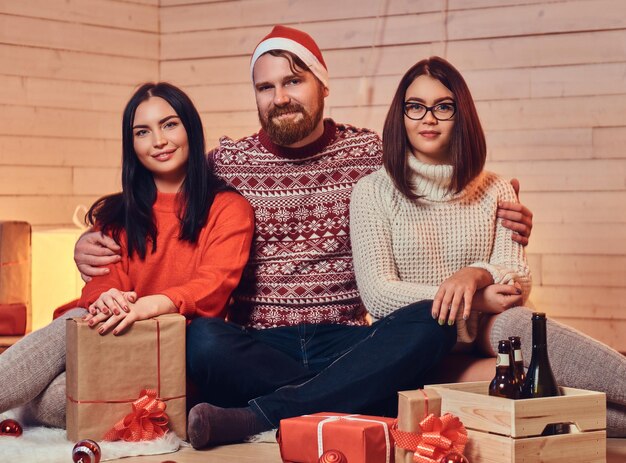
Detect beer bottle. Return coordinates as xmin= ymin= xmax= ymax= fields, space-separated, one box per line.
xmin=509 ymin=336 xmax=525 ymax=386
xmin=521 ymin=312 xmax=567 ymax=434
xmin=489 ymin=340 xmax=519 ymax=399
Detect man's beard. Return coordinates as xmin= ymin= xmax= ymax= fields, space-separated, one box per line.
xmin=259 ymin=98 xmax=323 ymax=147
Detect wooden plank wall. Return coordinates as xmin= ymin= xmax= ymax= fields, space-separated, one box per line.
xmin=160 ymin=0 xmax=626 ymax=351
xmin=0 ymin=0 xmax=159 ymax=226
xmin=0 ymin=1 xmax=623 ymax=351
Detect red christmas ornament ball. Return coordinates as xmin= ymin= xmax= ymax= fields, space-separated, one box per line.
xmin=72 ymin=439 xmax=102 ymax=463
xmin=440 ymin=451 xmax=469 ymax=463
xmin=0 ymin=419 xmax=23 ymax=437
xmin=319 ymin=449 xmax=348 ymax=463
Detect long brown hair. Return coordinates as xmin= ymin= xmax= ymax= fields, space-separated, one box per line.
xmin=382 ymin=56 xmax=486 ymax=199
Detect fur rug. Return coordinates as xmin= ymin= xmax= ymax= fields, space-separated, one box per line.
xmin=247 ymin=429 xmax=278 ymax=443
xmin=0 ymin=409 xmax=184 ymax=462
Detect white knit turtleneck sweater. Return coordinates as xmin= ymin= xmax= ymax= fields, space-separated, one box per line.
xmin=350 ymin=155 xmax=531 ymax=343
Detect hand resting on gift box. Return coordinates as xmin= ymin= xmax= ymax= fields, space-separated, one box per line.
xmin=86 ymin=288 xmax=137 ymax=315
xmin=83 ymin=290 xmax=177 ymax=335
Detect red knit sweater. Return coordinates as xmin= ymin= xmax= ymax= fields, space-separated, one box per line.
xmin=78 ymin=191 xmax=254 ymax=320
xmin=213 ymin=119 xmax=382 ymax=328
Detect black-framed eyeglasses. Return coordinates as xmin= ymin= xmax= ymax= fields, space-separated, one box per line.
xmin=403 ymin=102 xmax=456 ymax=121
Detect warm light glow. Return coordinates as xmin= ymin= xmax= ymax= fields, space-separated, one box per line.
xmin=31 ymin=228 xmax=85 ymax=331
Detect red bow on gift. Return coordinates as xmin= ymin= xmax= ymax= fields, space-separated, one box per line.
xmin=391 ymin=413 xmax=468 ymax=463
xmin=103 ymin=389 xmax=170 ymax=442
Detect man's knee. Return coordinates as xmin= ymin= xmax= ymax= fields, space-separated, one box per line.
xmin=187 ymin=317 xmax=230 ymax=338
xmin=186 ymin=318 xmax=234 ymax=367
xmin=382 ymin=300 xmax=434 ymax=323
xmin=383 ymin=301 xmax=456 ymax=353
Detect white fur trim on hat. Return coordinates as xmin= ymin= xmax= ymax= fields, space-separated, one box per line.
xmin=250 ymin=37 xmax=329 ymax=88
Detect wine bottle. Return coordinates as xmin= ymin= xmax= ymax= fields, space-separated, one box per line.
xmin=521 ymin=312 xmax=567 ymax=434
xmin=489 ymin=340 xmax=519 ymax=399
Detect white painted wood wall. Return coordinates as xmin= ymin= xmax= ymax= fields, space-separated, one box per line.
xmin=0 ymin=0 xmax=158 ymax=225
xmin=1 ymin=0 xmax=625 ymax=351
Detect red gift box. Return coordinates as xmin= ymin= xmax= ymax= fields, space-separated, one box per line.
xmin=279 ymin=412 xmax=396 ymax=463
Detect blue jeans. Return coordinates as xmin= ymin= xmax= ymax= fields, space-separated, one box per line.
xmin=186 ymin=301 xmax=455 ymax=427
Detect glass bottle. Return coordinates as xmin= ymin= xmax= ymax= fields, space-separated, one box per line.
xmin=509 ymin=335 xmax=525 ymax=394
xmin=489 ymin=340 xmax=519 ymax=399
xmin=521 ymin=312 xmax=567 ymax=434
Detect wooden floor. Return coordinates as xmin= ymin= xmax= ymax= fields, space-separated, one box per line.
xmin=2 ymin=336 xmax=623 ymax=462
xmin=110 ymin=439 xmax=626 ymax=462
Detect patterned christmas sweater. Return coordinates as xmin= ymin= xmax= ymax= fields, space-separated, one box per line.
xmin=212 ymin=119 xmax=382 ymax=328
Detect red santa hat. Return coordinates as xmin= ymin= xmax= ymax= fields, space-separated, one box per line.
xmin=250 ymin=25 xmax=329 ymax=88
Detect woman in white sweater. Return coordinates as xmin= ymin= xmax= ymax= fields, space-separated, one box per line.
xmin=350 ymin=56 xmax=625 ymax=436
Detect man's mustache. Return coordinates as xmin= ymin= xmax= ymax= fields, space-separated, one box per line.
xmin=269 ymin=104 xmax=305 ymax=119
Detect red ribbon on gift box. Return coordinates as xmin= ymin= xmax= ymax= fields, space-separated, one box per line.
xmin=391 ymin=413 xmax=468 ymax=463
xmin=102 ymin=389 xmax=169 ymax=442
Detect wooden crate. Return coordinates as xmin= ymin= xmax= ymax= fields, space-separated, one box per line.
xmin=424 ymin=381 xmax=606 ymax=463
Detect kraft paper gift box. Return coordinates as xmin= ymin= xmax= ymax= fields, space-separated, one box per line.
xmin=395 ymin=389 xmax=442 ymax=463
xmin=278 ymin=412 xmax=396 ymax=463
xmin=0 ymin=221 xmax=31 ymax=335
xmin=66 ymin=313 xmax=186 ymax=442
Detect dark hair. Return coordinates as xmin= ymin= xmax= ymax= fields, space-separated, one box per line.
xmin=87 ymin=82 xmax=228 ymax=259
xmin=382 ymin=56 xmax=486 ymax=199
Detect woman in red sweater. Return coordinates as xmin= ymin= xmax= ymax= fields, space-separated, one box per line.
xmin=0 ymin=83 xmax=254 ymax=428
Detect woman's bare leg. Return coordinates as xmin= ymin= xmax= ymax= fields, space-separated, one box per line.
xmin=476 ymin=313 xmax=498 ymax=357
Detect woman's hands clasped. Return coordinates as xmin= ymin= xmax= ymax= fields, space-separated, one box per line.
xmin=473 ymin=283 xmax=523 ymax=314
xmin=431 ymin=267 xmax=493 ymax=325
xmin=83 ymin=290 xmax=174 ymax=336
xmin=87 ymin=288 xmax=137 ymax=316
